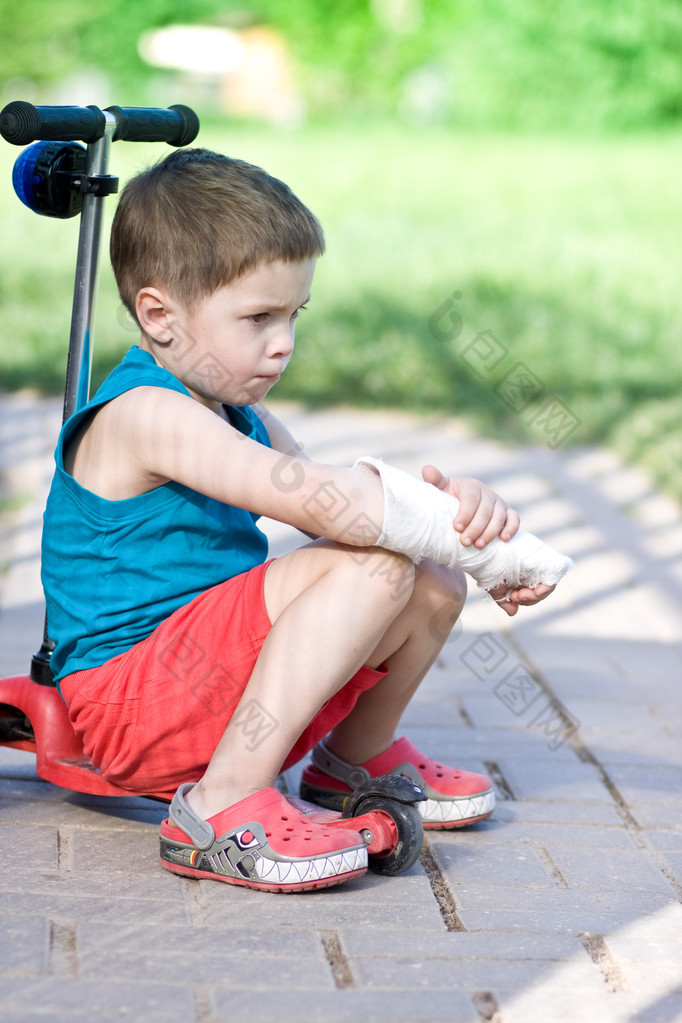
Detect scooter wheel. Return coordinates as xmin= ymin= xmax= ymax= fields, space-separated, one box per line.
xmin=354 ymin=795 xmax=424 ymax=876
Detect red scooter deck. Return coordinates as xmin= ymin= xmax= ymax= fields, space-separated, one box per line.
xmin=0 ymin=673 xmax=136 ymax=796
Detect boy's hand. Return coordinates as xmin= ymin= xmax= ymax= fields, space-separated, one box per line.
xmin=421 ymin=464 xmax=520 ymax=548
xmin=421 ymin=466 xmax=558 ymax=615
xmin=487 ymin=581 xmax=556 ymax=617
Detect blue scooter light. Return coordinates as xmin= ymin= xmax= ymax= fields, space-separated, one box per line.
xmin=12 ymin=140 xmax=46 ymax=209
xmin=11 ymin=140 xmax=87 ymax=218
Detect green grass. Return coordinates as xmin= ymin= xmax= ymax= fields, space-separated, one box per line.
xmin=1 ymin=120 xmax=681 ymax=500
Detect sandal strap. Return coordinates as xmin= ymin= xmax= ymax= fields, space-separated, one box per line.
xmin=310 ymin=739 xmax=372 ymax=788
xmin=168 ymin=782 xmax=216 ymax=850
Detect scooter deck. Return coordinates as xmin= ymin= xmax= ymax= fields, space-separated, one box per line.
xmin=0 ymin=673 xmax=141 ymax=796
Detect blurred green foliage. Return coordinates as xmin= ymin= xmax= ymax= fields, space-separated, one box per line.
xmin=1 ymin=2 xmax=680 ymax=499
xmin=1 ymin=0 xmax=682 ymax=131
xmin=1 ymin=123 xmax=680 ymax=499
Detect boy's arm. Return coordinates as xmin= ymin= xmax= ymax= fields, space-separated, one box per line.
xmin=103 ymin=388 xmax=570 ymax=612
xmin=353 ymin=455 xmax=573 ymax=610
xmin=120 ymin=388 xmax=384 ymax=543
xmin=421 ymin=464 xmax=520 ymax=548
xmin=251 ymin=405 xmax=522 ymax=550
xmin=251 ymin=404 xmax=307 ymax=462
xmin=247 ymin=407 xmax=571 ymax=615
xmin=251 ymin=403 xmax=319 ymax=540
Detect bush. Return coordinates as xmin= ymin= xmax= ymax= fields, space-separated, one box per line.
xmin=1 ymin=0 xmax=682 ymax=131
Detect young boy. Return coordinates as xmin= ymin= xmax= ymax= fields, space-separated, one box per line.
xmin=41 ymin=148 xmax=572 ymax=893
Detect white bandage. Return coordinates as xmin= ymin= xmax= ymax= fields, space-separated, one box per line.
xmin=354 ymin=456 xmax=573 ymax=592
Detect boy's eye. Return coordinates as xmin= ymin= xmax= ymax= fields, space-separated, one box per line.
xmin=249 ymin=304 xmax=307 ymax=324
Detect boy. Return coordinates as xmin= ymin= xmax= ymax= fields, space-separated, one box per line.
xmin=41 ymin=149 xmax=572 ymax=893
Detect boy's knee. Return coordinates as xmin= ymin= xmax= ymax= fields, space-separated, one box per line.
xmin=415 ymin=561 xmax=467 ymax=619
xmin=410 ymin=562 xmax=466 ymax=648
xmin=348 ymin=545 xmax=415 ymax=609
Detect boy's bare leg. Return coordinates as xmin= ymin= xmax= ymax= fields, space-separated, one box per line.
xmin=185 ymin=544 xmax=464 ymax=820
xmin=325 ymin=559 xmax=466 ymax=765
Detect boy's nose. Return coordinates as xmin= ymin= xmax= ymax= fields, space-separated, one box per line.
xmin=270 ymin=324 xmax=295 ymax=358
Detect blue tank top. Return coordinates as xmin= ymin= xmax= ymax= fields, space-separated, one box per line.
xmin=41 ymin=346 xmax=270 ymax=681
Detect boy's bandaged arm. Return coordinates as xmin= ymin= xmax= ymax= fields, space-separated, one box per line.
xmin=353 ymin=456 xmax=573 ymax=592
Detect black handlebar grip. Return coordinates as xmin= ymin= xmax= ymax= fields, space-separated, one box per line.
xmin=0 ymin=102 xmax=106 ymax=145
xmin=105 ymin=105 xmax=200 ymax=146
xmin=0 ymin=101 xmax=200 ymax=147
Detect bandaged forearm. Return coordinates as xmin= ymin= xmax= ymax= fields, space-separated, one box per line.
xmin=353 ymin=456 xmax=573 ymax=592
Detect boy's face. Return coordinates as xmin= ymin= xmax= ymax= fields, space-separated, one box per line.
xmin=149 ymin=259 xmax=316 ymax=409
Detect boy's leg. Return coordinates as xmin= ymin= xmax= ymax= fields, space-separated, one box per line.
xmin=161 ymin=543 xmax=488 ymax=888
xmin=324 ymin=558 xmax=468 ymax=764
xmin=186 ymin=540 xmax=416 ymax=820
xmin=187 ymin=544 xmax=485 ymax=826
xmin=297 ymin=559 xmax=495 ymax=829
xmin=161 ymin=541 xmax=420 ymax=891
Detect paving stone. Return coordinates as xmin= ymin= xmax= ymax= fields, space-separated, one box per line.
xmin=77 ymin=922 xmax=335 ymax=988
xmin=83 ymin=920 xmax=326 ymax=959
xmin=604 ymin=901 xmax=682 ymax=945
xmin=460 ymin=906 xmax=682 ymax=937
xmin=0 ymin=1015 xmax=168 ymax=1023
xmin=430 ymin=839 xmax=557 ymax=889
xmin=400 ymin=723 xmax=572 ymax=758
xmin=0 ymin=759 xmax=47 ymax=782
xmin=459 ymin=693 xmax=545 ymax=732
xmin=559 ymin=699 xmax=681 ymax=760
xmin=656 ymin=851 xmax=682 ymax=887
xmin=199 ymin=871 xmax=447 ymax=931
xmin=210 ymin=988 xmax=481 ymax=1022
xmin=0 ymin=776 xmax=76 ymax=802
xmin=538 ymin=844 xmax=676 ymax=894
xmin=338 ymin=929 xmax=586 ymax=960
xmin=616 ymin=958 xmax=682 ymax=992
xmin=0 ymin=821 xmax=58 ymax=870
xmin=0 ymin=887 xmax=191 ymax=926
xmin=67 ymin=826 xmax=162 ymax=875
xmin=444 ymin=817 xmax=639 ymax=850
xmin=0 ymin=914 xmax=49 ymax=974
xmin=628 ymin=993 xmax=682 ymax=1023
xmin=515 ymin=633 xmax=682 ymax=688
xmin=595 ymin=743 xmax=682 ymax=768
xmin=350 ymin=954 xmax=607 ymax=993
xmin=0 ymin=978 xmax=194 ymax=1018
xmin=629 ymin=804 xmax=682 ymax=830
xmin=454 ymin=884 xmax=677 ymax=914
xmin=454 ymin=888 xmax=679 ymax=934
xmin=606 ymin=937 xmax=682 ymax=962
xmin=202 ymin=865 xmax=433 ymax=904
xmin=0 ymin=793 xmax=167 ymax=828
xmin=492 ymin=799 xmax=625 ymax=827
xmin=493 ymin=757 xmax=614 ymax=803
xmin=496 ymin=987 xmax=682 ymax=1023
xmin=606 ymin=764 xmax=682 ymax=807
xmin=0 ymin=855 xmax=185 ymax=900
xmin=400 ymin=698 xmax=472 ymax=729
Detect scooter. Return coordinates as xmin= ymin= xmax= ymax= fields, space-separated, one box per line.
xmin=0 ymin=102 xmax=425 ymax=876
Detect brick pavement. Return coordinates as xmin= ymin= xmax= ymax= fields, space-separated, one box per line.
xmin=1 ymin=394 xmax=681 ymax=1023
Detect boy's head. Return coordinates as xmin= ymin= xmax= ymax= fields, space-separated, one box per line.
xmin=110 ymin=148 xmax=325 ymax=320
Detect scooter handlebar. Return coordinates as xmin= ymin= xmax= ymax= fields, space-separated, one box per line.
xmin=0 ymin=103 xmax=106 ymax=145
xmin=105 ymin=105 xmax=199 ymax=145
xmin=0 ymin=102 xmax=199 ymax=147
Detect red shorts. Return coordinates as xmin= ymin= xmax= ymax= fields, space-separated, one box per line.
xmin=60 ymin=559 xmax=387 ymax=800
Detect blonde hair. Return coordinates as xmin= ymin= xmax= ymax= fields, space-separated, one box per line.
xmin=110 ymin=148 xmax=325 ymax=317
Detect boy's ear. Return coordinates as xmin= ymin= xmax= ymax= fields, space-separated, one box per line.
xmin=135 ymin=287 xmax=176 ymax=342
